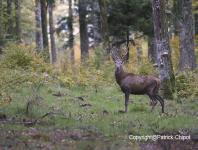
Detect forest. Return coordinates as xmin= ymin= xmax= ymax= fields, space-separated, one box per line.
xmin=0 ymin=0 xmax=198 ymax=149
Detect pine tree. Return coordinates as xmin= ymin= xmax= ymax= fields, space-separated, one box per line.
xmin=41 ymin=0 xmax=49 ymax=50
xmin=79 ymin=0 xmax=89 ymax=60
xmin=35 ymin=0 xmax=43 ymax=50
xmin=15 ymin=0 xmax=21 ymax=41
xmin=48 ymin=0 xmax=57 ymax=64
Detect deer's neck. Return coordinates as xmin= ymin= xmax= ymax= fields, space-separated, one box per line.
xmin=115 ymin=66 xmax=126 ymax=85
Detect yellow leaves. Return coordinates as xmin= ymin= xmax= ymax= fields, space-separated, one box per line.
xmin=0 ymin=93 xmax=12 ymax=107
xmin=60 ymin=76 xmax=75 ymax=87
xmin=175 ymin=71 xmax=198 ymax=99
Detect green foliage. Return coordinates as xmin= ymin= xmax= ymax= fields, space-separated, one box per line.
xmin=56 ymin=50 xmax=114 ymax=87
xmin=1 ymin=83 xmax=198 ymax=139
xmin=1 ymin=43 xmax=52 ymax=73
xmin=170 ymin=37 xmax=180 ymax=70
xmin=108 ymin=0 xmax=153 ymax=38
xmin=175 ymin=71 xmax=198 ymax=99
xmin=0 ymin=39 xmax=197 ymax=146
xmin=2 ymin=44 xmax=33 ymax=69
xmin=93 ymin=46 xmax=106 ymax=69
xmin=0 ymin=43 xmax=54 ymax=100
xmin=130 ymin=103 xmax=148 ymax=112
xmin=137 ymin=60 xmax=158 ymax=75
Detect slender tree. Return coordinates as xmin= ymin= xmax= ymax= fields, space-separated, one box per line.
xmin=98 ymin=0 xmax=109 ymax=53
xmin=35 ymin=0 xmax=43 ymax=50
xmin=195 ymin=14 xmax=198 ymax=35
xmin=172 ymin=0 xmax=179 ymax=35
xmin=68 ymin=0 xmax=74 ymax=49
xmin=148 ymin=37 xmax=157 ymax=63
xmin=79 ymin=0 xmax=89 ymax=60
xmin=152 ymin=0 xmax=175 ymax=99
xmin=40 ymin=0 xmax=49 ymax=50
xmin=0 ymin=0 xmax=3 ymax=36
xmin=178 ymin=0 xmax=196 ymax=70
xmin=7 ymin=0 xmax=13 ymax=35
xmin=90 ymin=0 xmax=102 ymax=46
xmin=136 ymin=46 xmax=142 ymax=63
xmin=48 ymin=0 xmax=57 ymax=64
xmin=68 ymin=0 xmax=74 ymax=61
xmin=0 ymin=0 xmax=3 ymax=54
xmin=15 ymin=0 xmax=21 ymax=41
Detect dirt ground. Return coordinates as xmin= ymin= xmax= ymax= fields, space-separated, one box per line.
xmin=0 ymin=126 xmax=197 ymax=150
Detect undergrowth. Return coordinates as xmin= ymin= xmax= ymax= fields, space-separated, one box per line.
xmin=0 ymin=43 xmax=197 ymax=138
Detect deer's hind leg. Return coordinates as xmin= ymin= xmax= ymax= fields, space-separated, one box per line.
xmin=154 ymin=95 xmax=164 ymax=113
xmin=148 ymin=95 xmax=158 ymax=112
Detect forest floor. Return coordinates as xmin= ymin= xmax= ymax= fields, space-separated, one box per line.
xmin=0 ymin=82 xmax=198 ymax=150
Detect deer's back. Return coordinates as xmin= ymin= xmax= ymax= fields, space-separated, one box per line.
xmin=118 ymin=74 xmax=160 ymax=95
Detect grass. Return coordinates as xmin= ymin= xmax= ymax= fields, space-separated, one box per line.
xmin=1 ymin=81 xmax=198 ymax=138
xmin=0 ymin=42 xmax=197 ymax=148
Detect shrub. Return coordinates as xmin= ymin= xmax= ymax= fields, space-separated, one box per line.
xmin=0 ymin=44 xmax=54 ymax=95
xmin=137 ymin=59 xmax=158 ymax=75
xmin=2 ymin=44 xmax=33 ymax=69
xmin=175 ymin=71 xmax=198 ymax=99
xmin=1 ymin=43 xmax=52 ymax=73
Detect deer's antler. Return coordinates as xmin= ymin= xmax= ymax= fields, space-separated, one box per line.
xmin=120 ymin=47 xmax=128 ymax=63
xmin=111 ymin=48 xmax=120 ymax=62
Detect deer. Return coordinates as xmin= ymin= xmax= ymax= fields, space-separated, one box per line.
xmin=111 ymin=47 xmax=164 ymax=113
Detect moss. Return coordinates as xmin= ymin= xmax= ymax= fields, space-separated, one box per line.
xmin=160 ymin=77 xmax=175 ymax=99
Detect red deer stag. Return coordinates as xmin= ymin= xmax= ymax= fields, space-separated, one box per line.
xmin=111 ymin=47 xmax=164 ymax=113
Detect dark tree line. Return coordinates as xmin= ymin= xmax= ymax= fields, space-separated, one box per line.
xmin=0 ymin=0 xmax=21 ymax=41
xmin=35 ymin=0 xmax=56 ymax=63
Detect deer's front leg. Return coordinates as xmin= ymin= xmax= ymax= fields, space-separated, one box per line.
xmin=125 ymin=93 xmax=129 ymax=113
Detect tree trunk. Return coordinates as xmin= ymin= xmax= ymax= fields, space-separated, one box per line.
xmin=172 ymin=0 xmax=179 ymax=35
xmin=68 ymin=0 xmax=74 ymax=49
xmin=195 ymin=14 xmax=198 ymax=35
xmin=0 ymin=0 xmax=2 ymax=35
xmin=98 ymin=0 xmax=110 ymax=54
xmin=152 ymin=0 xmax=175 ymax=99
xmin=15 ymin=0 xmax=21 ymax=41
xmin=178 ymin=0 xmax=196 ymax=71
xmin=68 ymin=0 xmax=74 ymax=61
xmin=126 ymin=29 xmax=130 ymax=61
xmin=35 ymin=0 xmax=43 ymax=50
xmin=148 ymin=37 xmax=157 ymax=63
xmin=7 ymin=0 xmax=13 ymax=35
xmin=41 ymin=0 xmax=49 ymax=50
xmin=137 ymin=47 xmax=142 ymax=63
xmin=90 ymin=0 xmax=102 ymax=46
xmin=48 ymin=3 xmax=57 ymax=64
xmin=0 ymin=0 xmax=3 ymax=54
xmin=79 ymin=0 xmax=89 ymax=60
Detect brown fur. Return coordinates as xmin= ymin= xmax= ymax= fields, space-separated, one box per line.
xmin=112 ymin=49 xmax=164 ymax=113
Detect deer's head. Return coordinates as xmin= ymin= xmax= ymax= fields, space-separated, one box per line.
xmin=111 ymin=47 xmax=128 ymax=70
